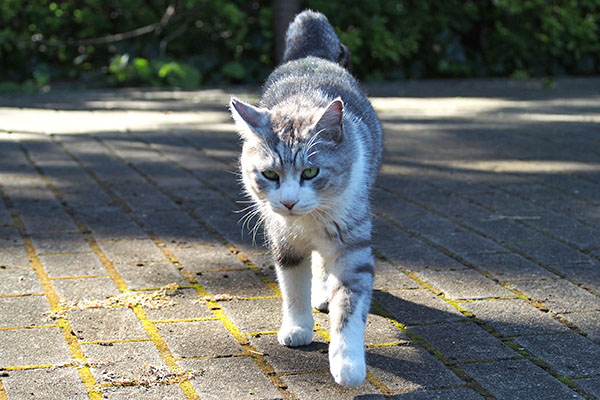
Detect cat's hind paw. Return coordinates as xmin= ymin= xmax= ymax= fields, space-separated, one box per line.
xmin=277 ymin=325 xmax=313 ymax=347
xmin=330 ymin=353 xmax=366 ymax=386
xmin=312 ymin=299 xmax=329 ymax=313
xmin=311 ymin=289 xmax=330 ymax=313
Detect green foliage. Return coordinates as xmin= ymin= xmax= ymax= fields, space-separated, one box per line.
xmin=307 ymin=0 xmax=600 ymax=79
xmin=0 ymin=0 xmax=273 ymax=89
xmin=0 ymin=0 xmax=599 ymax=90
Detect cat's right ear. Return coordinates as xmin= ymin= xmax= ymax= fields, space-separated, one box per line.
xmin=230 ymin=97 xmax=271 ymax=142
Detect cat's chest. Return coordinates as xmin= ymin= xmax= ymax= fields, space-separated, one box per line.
xmin=278 ymin=215 xmax=341 ymax=252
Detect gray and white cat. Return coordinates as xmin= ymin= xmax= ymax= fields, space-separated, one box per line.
xmin=230 ymin=10 xmax=382 ymax=386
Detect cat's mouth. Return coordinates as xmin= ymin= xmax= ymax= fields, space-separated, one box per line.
xmin=271 ymin=204 xmax=313 ymax=217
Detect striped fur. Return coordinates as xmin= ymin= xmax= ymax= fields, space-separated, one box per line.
xmin=230 ymin=10 xmax=382 ymax=386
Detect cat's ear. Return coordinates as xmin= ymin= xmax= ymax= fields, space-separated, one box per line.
xmin=315 ymin=97 xmax=344 ymax=142
xmin=230 ymin=97 xmax=271 ymax=142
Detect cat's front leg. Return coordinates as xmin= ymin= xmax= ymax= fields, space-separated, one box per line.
xmin=328 ymin=248 xmax=374 ymax=386
xmin=275 ymin=249 xmax=314 ymax=347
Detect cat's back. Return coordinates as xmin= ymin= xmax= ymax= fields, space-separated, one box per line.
xmin=261 ymin=56 xmax=361 ymax=111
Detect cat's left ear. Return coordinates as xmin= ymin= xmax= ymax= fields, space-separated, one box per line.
xmin=315 ymin=97 xmax=344 ymax=142
xmin=230 ymin=97 xmax=271 ymax=142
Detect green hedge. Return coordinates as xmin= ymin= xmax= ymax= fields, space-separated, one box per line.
xmin=1 ymin=0 xmax=599 ymax=91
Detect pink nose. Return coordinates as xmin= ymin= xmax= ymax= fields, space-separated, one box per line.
xmin=281 ymin=200 xmax=297 ymax=210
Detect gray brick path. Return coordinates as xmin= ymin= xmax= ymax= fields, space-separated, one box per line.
xmin=0 ymin=78 xmax=599 ymax=399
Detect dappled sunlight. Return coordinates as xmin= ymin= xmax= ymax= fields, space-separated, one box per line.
xmin=0 ymin=107 xmax=228 ymax=135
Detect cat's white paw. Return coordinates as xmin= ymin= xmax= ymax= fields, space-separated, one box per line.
xmin=277 ymin=324 xmax=313 ymax=347
xmin=311 ymin=281 xmax=329 ymax=312
xmin=329 ymin=352 xmax=366 ymax=386
xmin=311 ymin=293 xmax=329 ymax=312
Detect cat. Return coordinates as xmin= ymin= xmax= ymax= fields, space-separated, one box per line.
xmin=230 ymin=10 xmax=382 ymax=386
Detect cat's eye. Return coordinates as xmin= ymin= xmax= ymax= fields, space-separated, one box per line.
xmin=262 ymin=170 xmax=279 ymax=180
xmin=301 ymin=167 xmax=319 ymax=180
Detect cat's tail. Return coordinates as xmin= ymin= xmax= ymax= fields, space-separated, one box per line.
xmin=282 ymin=10 xmax=350 ymax=67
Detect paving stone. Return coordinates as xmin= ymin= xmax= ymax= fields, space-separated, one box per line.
xmin=282 ymin=371 xmax=385 ymax=399
xmin=0 ymin=295 xmax=52 ymax=327
xmin=1 ymin=367 xmax=88 ymax=400
xmin=575 ymin=376 xmax=600 ymax=399
xmin=366 ymin=345 xmax=463 ymax=392
xmin=506 ymin=239 xmax=592 ymax=265
xmin=219 ymin=298 xmax=282 ymax=333
xmin=462 ymin=216 xmax=546 ymax=243
xmin=39 ymin=252 xmax=105 ymax=277
xmin=376 ymin=240 xmax=468 ymax=273
xmin=157 ymin=320 xmax=243 ymax=358
xmin=410 ymin=322 xmax=517 ymax=362
xmin=426 ymin=229 xmax=507 ymax=257
xmin=250 ymin=333 xmax=330 ymax=373
xmin=61 ymin=187 xmax=115 ymax=210
xmin=112 ymin=183 xmax=177 ymax=212
xmin=20 ymin=211 xmax=79 ymax=234
xmin=514 ymin=333 xmax=600 ymax=376
xmin=113 ymin=261 xmax=188 ymax=289
xmin=102 ymin=384 xmax=187 ymax=400
xmin=0 ymin=245 xmax=31 ymax=267
xmin=246 ymin=252 xmax=278 ymax=281
xmin=170 ymin=245 xmax=245 ymax=272
xmin=416 ymin=269 xmax=512 ymax=300
xmin=196 ymin=269 xmax=273 ymax=297
xmin=461 ymin=359 xmax=579 ymax=399
xmin=394 ymin=387 xmax=484 ymax=399
xmin=97 ymin=238 xmax=166 ymax=264
xmin=462 ymin=299 xmax=569 ymax=336
xmin=30 ymin=232 xmax=90 ymax=254
xmin=77 ymin=208 xmax=146 ymax=240
xmin=314 ymin=312 xmax=410 ymax=346
xmin=136 ymin=209 xmax=202 ymax=237
xmin=0 ymin=226 xmax=22 ymax=247
xmin=144 ymin=288 xmax=213 ymax=320
xmin=0 ymin=327 xmax=72 ymax=366
xmin=8 ymin=189 xmax=63 ymax=216
xmin=373 ymin=289 xmax=465 ymax=325
xmin=53 ymin=276 xmax=120 ymax=302
xmin=560 ymin=311 xmax=600 ymax=343
xmin=69 ymin=307 xmax=148 ymax=341
xmin=392 ymin=213 xmax=460 ymax=239
xmin=462 ymin=253 xmax=557 ymax=281
xmin=0 ymin=268 xmax=43 ymax=295
xmin=82 ymin=341 xmax=166 ymax=383
xmin=524 ymin=211 xmax=600 ymax=250
xmin=551 ymin=262 xmax=600 ymax=292
xmin=179 ymin=357 xmax=282 ymax=400
xmin=373 ymin=259 xmax=420 ymax=290
xmin=508 ymin=279 xmax=600 ymax=313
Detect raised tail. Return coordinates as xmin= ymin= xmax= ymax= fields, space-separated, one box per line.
xmin=282 ymin=10 xmax=350 ymax=67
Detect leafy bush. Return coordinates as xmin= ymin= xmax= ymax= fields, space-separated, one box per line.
xmin=0 ymin=0 xmax=273 ymax=89
xmin=1 ymin=0 xmax=599 ymax=91
xmin=307 ymin=0 xmax=600 ymax=79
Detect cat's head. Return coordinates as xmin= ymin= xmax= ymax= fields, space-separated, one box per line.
xmin=230 ymin=97 xmax=352 ymax=217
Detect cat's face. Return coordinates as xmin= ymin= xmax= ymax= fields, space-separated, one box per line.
xmin=231 ymin=97 xmax=350 ymax=217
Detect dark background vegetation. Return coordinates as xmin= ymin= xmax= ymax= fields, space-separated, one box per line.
xmin=1 ymin=0 xmax=600 ymax=92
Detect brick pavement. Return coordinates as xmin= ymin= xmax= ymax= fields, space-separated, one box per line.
xmin=0 ymin=78 xmax=599 ymax=399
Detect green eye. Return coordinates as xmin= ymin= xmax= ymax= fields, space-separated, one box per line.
xmin=301 ymin=167 xmax=319 ymax=180
xmin=262 ymin=170 xmax=279 ymax=180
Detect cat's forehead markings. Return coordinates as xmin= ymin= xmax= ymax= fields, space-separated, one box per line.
xmin=271 ymin=111 xmax=315 ymax=145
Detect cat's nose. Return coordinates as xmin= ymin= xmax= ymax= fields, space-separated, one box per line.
xmin=281 ymin=200 xmax=297 ymax=210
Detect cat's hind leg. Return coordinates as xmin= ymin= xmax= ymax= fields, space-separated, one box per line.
xmin=275 ymin=250 xmax=314 ymax=347
xmin=328 ymin=247 xmax=374 ymax=386
xmin=311 ymin=250 xmax=330 ymax=312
